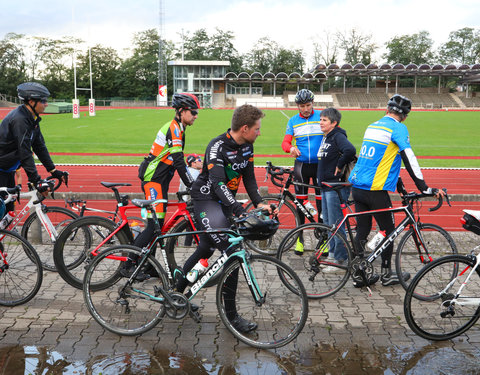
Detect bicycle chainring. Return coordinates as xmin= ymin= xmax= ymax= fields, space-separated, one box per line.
xmin=165 ymin=292 xmax=189 ymax=320
xmin=350 ymin=257 xmax=375 ymax=284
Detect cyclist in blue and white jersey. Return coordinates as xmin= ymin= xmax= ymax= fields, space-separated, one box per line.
xmin=281 ymin=89 xmax=323 ymax=254
xmin=349 ymin=94 xmax=445 ymax=287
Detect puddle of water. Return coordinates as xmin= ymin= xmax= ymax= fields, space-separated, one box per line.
xmin=1 ymin=343 xmax=479 ymax=374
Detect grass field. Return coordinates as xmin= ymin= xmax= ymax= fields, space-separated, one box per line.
xmin=21 ymin=108 xmax=480 ymax=167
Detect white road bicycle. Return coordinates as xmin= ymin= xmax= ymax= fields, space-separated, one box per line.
xmin=0 ymin=177 xmax=78 ymax=271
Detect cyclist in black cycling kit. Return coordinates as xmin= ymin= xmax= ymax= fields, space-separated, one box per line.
xmin=0 ymin=82 xmax=67 ymax=210
xmin=175 ymin=104 xmax=275 ymax=333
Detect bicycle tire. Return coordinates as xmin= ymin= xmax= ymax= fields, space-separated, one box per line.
xmin=404 ymin=254 xmax=480 ymax=341
xmin=395 ymin=223 xmax=458 ymax=292
xmin=21 ymin=206 xmax=79 ymax=272
xmin=216 ymin=254 xmax=308 ymax=349
xmin=277 ymin=223 xmax=352 ymax=299
xmin=0 ymin=230 xmax=43 ymax=306
xmin=244 ymin=195 xmax=300 ymax=255
xmin=84 ymin=245 xmax=168 ymax=336
xmin=53 ymin=216 xmax=130 ymax=290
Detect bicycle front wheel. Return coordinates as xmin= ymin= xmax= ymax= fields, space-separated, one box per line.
xmin=216 ymin=254 xmax=308 ymax=349
xmin=404 ymin=255 xmax=480 ymax=341
xmin=395 ymin=223 xmax=457 ymax=291
xmin=244 ymin=195 xmax=299 ymax=255
xmin=84 ymin=245 xmax=168 ymax=336
xmin=0 ymin=230 xmax=43 ymax=306
xmin=53 ymin=216 xmax=130 ymax=290
xmin=21 ymin=206 xmax=78 ymax=272
xmin=277 ymin=223 xmax=352 ymax=299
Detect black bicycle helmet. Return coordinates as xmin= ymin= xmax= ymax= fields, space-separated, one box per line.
xmin=238 ymin=213 xmax=279 ymax=241
xmin=172 ymin=93 xmax=200 ymax=110
xmin=17 ymin=82 xmax=50 ymax=102
xmin=295 ymin=89 xmax=314 ymax=104
xmin=387 ymin=94 xmax=412 ymax=115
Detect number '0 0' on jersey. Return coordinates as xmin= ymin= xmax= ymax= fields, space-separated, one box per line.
xmin=349 ymin=116 xmax=411 ymax=192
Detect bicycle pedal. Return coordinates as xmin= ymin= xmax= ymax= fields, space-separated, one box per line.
xmin=189 ymin=309 xmax=202 ymax=323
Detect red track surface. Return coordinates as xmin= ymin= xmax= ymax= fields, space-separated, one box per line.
xmin=20 ymin=165 xmax=479 ymax=232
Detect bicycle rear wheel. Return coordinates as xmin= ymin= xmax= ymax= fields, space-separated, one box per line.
xmin=84 ymin=245 xmax=168 ymax=335
xmin=0 ymin=230 xmax=43 ymax=306
xmin=244 ymin=195 xmax=299 ymax=255
xmin=53 ymin=216 xmax=129 ymax=290
xmin=404 ymin=255 xmax=480 ymax=341
xmin=395 ymin=223 xmax=457 ymax=291
xmin=277 ymin=223 xmax=352 ymax=299
xmin=21 ymin=206 xmax=78 ymax=272
xmin=216 ymin=254 xmax=308 ymax=349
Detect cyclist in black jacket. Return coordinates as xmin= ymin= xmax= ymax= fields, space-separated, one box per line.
xmin=0 ymin=82 xmax=67 ymax=211
xmin=176 ymin=104 xmax=275 ymax=333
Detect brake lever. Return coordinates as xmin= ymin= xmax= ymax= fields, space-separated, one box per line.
xmin=443 ymin=188 xmax=451 ymax=207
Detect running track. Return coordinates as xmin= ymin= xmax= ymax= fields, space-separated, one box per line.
xmin=21 ymin=165 xmax=480 ymax=231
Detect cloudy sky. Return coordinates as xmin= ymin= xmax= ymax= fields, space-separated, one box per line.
xmin=2 ymin=0 xmax=479 ymax=68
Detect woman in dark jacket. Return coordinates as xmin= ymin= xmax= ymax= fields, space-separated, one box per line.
xmin=317 ymin=108 xmax=356 ymax=267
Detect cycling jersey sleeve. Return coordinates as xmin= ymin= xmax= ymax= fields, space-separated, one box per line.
xmin=208 ymin=146 xmax=245 ymax=216
xmin=31 ymin=130 xmax=55 ymax=174
xmin=391 ymin=122 xmax=411 ymax=152
xmin=171 ymin=152 xmax=194 ymax=187
xmin=11 ymin=118 xmax=41 ymax=182
xmin=242 ymin=158 xmax=262 ymax=206
xmin=400 ymin=148 xmax=430 ymax=193
xmin=281 ymin=134 xmax=293 ymax=153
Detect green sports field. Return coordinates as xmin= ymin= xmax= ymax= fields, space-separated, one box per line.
xmin=31 ymin=108 xmax=480 ymax=167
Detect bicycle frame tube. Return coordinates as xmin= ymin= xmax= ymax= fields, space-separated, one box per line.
xmin=283 ymin=189 xmax=316 ymax=223
xmin=321 ymin=204 xmax=418 ymax=263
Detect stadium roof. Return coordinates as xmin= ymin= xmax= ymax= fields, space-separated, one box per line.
xmin=312 ymin=63 xmax=480 ymax=78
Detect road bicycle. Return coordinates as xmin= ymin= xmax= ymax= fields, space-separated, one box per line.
xmin=244 ymin=161 xmax=330 ymax=255
xmin=82 ymin=200 xmax=308 ymax=349
xmin=276 ymin=181 xmax=456 ymax=298
xmin=0 ymin=187 xmax=43 ymax=306
xmin=403 ymin=209 xmax=480 ymax=341
xmin=53 ymin=184 xmax=198 ymax=290
xmin=64 ymin=182 xmax=147 ymax=226
xmin=0 ymin=177 xmax=77 ymax=272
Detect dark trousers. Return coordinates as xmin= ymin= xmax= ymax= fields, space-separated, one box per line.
xmin=352 ymin=188 xmax=395 ymax=269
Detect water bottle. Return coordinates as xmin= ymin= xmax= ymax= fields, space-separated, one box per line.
xmin=0 ymin=211 xmax=15 ymax=230
xmin=186 ymin=259 xmax=209 ymax=283
xmin=367 ymin=231 xmax=386 ymax=250
xmin=304 ymin=201 xmax=317 ymax=216
xmin=130 ymin=221 xmax=142 ymax=239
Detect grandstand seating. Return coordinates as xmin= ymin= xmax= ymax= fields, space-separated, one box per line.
xmin=457 ymin=96 xmax=480 ymax=108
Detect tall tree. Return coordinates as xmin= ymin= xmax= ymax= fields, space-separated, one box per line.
xmin=76 ymin=45 xmax=122 ymax=99
xmin=208 ymin=28 xmax=242 ymax=72
xmin=336 ymin=28 xmax=376 ymax=65
xmin=183 ymin=29 xmax=210 ymax=60
xmin=383 ymin=31 xmax=435 ymax=64
xmin=0 ymin=33 xmax=27 ymax=96
xmin=118 ymin=29 xmax=175 ymax=98
xmin=312 ymin=33 xmax=339 ymax=67
xmin=438 ymin=27 xmax=480 ymax=64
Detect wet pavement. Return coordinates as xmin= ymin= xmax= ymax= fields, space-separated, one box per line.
xmin=2 ymin=251 xmax=480 ymax=375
